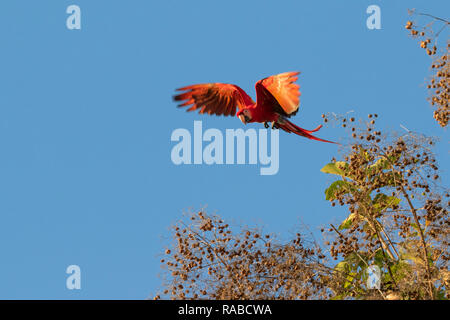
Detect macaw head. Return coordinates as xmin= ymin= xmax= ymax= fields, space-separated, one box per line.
xmin=237 ymin=108 xmax=252 ymax=125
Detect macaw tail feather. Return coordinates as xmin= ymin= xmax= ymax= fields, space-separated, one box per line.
xmin=277 ymin=121 xmax=338 ymax=144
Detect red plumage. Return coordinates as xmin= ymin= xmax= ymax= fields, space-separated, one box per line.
xmin=174 ymin=72 xmax=337 ymax=144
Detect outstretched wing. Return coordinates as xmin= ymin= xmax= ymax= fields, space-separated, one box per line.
xmin=255 ymin=71 xmax=301 ymax=117
xmin=174 ymin=83 xmax=254 ymax=116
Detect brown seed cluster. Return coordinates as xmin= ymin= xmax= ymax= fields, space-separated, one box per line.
xmin=430 ymin=51 xmax=449 ymax=127
xmin=405 ymin=18 xmax=450 ymax=127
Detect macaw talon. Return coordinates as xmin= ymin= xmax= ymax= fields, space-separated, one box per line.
xmin=271 ymin=121 xmax=278 ymax=130
xmin=264 ymin=122 xmax=269 ymax=128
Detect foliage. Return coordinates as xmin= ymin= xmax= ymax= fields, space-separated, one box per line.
xmin=320 ymin=113 xmax=449 ymax=300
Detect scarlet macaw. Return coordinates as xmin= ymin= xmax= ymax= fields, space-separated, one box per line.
xmin=173 ymin=72 xmax=336 ymax=143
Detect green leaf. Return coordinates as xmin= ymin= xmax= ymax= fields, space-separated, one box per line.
xmin=320 ymin=162 xmax=349 ymax=177
xmin=346 ymin=252 xmax=369 ymax=270
xmin=372 ymin=193 xmax=401 ymax=213
xmin=339 ymin=212 xmax=357 ymax=230
xmin=361 ymin=149 xmax=370 ymax=161
xmin=325 ymin=180 xmax=354 ymax=201
xmin=344 ymin=278 xmax=352 ymax=289
xmin=334 ymin=261 xmax=349 ymax=274
xmin=369 ymin=158 xmax=388 ymax=170
xmin=369 ymin=155 xmax=397 ymax=171
xmin=373 ymin=248 xmax=392 ymax=268
xmin=344 ymin=272 xmax=357 ymax=289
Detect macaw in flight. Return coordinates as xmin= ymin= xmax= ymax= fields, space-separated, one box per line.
xmin=173 ymin=72 xmax=336 ymax=144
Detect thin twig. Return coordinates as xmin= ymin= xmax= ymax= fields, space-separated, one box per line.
xmin=417 ymin=13 xmax=450 ymax=25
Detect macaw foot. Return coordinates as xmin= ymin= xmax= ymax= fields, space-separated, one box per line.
xmin=264 ymin=122 xmax=269 ymax=129
xmin=271 ymin=121 xmax=279 ymax=129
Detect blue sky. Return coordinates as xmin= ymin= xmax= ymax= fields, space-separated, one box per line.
xmin=0 ymin=1 xmax=448 ymax=299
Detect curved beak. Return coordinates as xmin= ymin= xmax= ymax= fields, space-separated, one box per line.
xmin=238 ymin=114 xmax=246 ymax=124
